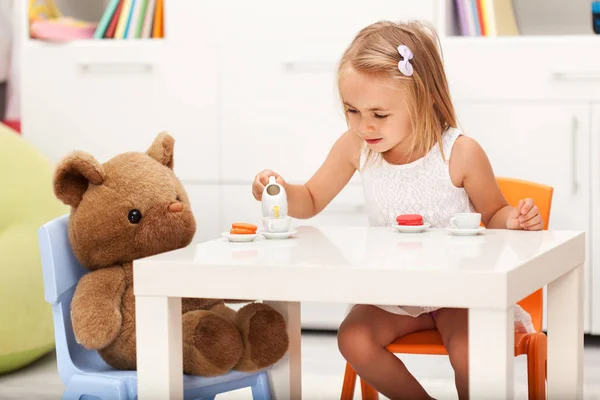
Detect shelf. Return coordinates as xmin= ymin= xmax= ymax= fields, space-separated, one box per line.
xmin=25 ymin=0 xmax=165 ymax=42
xmin=439 ymin=0 xmax=596 ymax=38
xmin=24 ymin=37 xmax=166 ymax=48
xmin=441 ymin=34 xmax=600 ymax=44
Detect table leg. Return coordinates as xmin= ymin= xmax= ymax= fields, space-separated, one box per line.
xmin=136 ymin=296 xmax=183 ymax=400
xmin=469 ymin=306 xmax=515 ymax=400
xmin=264 ymin=301 xmax=302 ymax=400
xmin=548 ymin=264 xmax=584 ymax=400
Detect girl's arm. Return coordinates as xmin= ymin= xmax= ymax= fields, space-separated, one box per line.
xmin=254 ymin=130 xmax=361 ymax=219
xmin=449 ymin=136 xmax=515 ymax=229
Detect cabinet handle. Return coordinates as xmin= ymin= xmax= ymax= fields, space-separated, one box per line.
xmin=282 ymin=62 xmax=334 ymax=73
xmin=551 ymin=71 xmax=600 ymax=82
xmin=571 ymin=116 xmax=579 ymax=195
xmin=78 ymin=62 xmax=154 ymax=74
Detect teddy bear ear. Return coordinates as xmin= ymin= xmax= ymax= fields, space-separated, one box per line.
xmin=53 ymin=151 xmax=105 ymax=208
xmin=146 ymin=131 xmax=174 ymax=169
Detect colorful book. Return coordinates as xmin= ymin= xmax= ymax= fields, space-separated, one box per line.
xmin=152 ymin=0 xmax=163 ymax=38
xmin=141 ymin=0 xmax=156 ymax=38
xmin=114 ymin=0 xmax=132 ymax=39
xmin=475 ymin=0 xmax=486 ymax=35
xmin=104 ymin=0 xmax=124 ymax=38
xmin=123 ymin=0 xmax=138 ymax=38
xmin=93 ymin=0 xmax=120 ymax=39
xmin=132 ymin=0 xmax=149 ymax=38
xmin=454 ymin=0 xmax=469 ymax=36
xmin=478 ymin=0 xmax=489 ymax=36
xmin=463 ymin=0 xmax=477 ymax=36
xmin=482 ymin=0 xmax=520 ymax=36
xmin=470 ymin=0 xmax=481 ymax=36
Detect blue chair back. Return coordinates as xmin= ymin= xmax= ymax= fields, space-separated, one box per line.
xmin=38 ymin=214 xmax=272 ymax=400
xmin=38 ymin=215 xmax=138 ymax=391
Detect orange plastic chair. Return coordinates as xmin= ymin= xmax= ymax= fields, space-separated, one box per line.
xmin=340 ymin=177 xmax=554 ymax=400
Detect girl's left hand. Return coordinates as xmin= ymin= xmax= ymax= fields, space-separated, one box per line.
xmin=506 ymin=198 xmax=543 ymax=230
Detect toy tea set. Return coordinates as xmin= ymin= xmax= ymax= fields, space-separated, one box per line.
xmin=223 ymin=176 xmax=298 ymax=242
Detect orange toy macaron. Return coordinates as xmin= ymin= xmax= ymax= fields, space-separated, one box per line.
xmin=230 ymin=222 xmax=258 ymax=235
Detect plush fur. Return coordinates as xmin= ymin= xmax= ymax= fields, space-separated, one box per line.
xmin=53 ymin=132 xmax=289 ymax=376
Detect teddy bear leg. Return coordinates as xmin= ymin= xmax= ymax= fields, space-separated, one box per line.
xmin=181 ymin=310 xmax=244 ymax=376
xmin=98 ymin=331 xmax=137 ymax=370
xmin=233 ymin=303 xmax=289 ymax=372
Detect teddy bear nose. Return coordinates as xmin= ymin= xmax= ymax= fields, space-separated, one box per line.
xmin=168 ymin=202 xmax=183 ymax=213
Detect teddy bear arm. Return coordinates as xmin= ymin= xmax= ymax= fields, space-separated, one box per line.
xmin=71 ymin=266 xmax=127 ymax=350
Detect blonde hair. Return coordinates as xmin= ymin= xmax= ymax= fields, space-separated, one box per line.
xmin=337 ymin=20 xmax=457 ymax=167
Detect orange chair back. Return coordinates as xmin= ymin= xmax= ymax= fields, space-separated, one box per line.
xmin=496 ymin=177 xmax=553 ymax=333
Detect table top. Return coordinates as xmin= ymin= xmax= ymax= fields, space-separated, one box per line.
xmin=133 ymin=226 xmax=585 ymax=309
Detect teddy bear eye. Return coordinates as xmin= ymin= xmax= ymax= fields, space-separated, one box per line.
xmin=128 ymin=209 xmax=143 ymax=224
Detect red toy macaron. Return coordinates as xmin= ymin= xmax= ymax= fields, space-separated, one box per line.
xmin=396 ymin=214 xmax=424 ymax=226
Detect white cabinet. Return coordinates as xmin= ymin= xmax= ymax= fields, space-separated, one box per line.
xmin=21 ymin=41 xmax=169 ymax=163
xmin=443 ymin=37 xmax=600 ymax=102
xmin=217 ymin=1 xmax=438 ymax=182
xmin=20 ymin=40 xmax=218 ymax=182
xmin=454 ymin=102 xmax=592 ymax=332
xmin=454 ymin=103 xmax=590 ymax=234
xmin=167 ymin=0 xmax=437 ymax=44
xmin=160 ymin=44 xmax=219 ymax=182
xmin=219 ymin=39 xmax=347 ymax=183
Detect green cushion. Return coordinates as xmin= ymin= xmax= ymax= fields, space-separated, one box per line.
xmin=0 ymin=124 xmax=68 ymax=374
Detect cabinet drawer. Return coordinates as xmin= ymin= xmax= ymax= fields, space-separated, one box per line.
xmin=21 ymin=41 xmax=218 ymax=181
xmin=220 ymin=39 xmax=348 ymax=182
xmin=443 ymin=37 xmax=600 ymax=101
xmin=454 ymin=102 xmax=590 ymax=232
xmin=455 ymin=101 xmax=593 ymax=333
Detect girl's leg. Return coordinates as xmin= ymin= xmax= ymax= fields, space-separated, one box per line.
xmin=435 ymin=308 xmax=469 ymax=400
xmin=337 ymin=305 xmax=436 ymax=400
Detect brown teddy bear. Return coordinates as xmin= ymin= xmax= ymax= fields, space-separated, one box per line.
xmin=52 ymin=132 xmax=289 ymax=376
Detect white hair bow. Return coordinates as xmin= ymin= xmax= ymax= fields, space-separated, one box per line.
xmin=397 ymin=45 xmax=414 ymax=77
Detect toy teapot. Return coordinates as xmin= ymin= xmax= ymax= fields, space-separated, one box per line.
xmin=262 ymin=176 xmax=288 ymax=219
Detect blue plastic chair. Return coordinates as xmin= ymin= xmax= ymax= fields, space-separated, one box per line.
xmin=39 ymin=214 xmax=272 ymax=400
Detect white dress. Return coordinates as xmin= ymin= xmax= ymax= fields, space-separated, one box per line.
xmin=357 ymin=127 xmax=535 ymax=332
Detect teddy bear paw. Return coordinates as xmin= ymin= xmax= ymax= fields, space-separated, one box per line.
xmin=182 ymin=310 xmax=244 ymax=376
xmin=234 ymin=303 xmax=289 ymax=372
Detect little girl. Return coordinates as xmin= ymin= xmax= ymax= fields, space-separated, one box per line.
xmin=252 ymin=20 xmax=543 ymax=400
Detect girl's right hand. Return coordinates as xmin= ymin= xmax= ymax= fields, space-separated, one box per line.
xmin=252 ymin=169 xmax=286 ymax=201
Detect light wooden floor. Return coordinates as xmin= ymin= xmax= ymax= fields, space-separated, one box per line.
xmin=2 ymin=332 xmax=600 ymax=399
